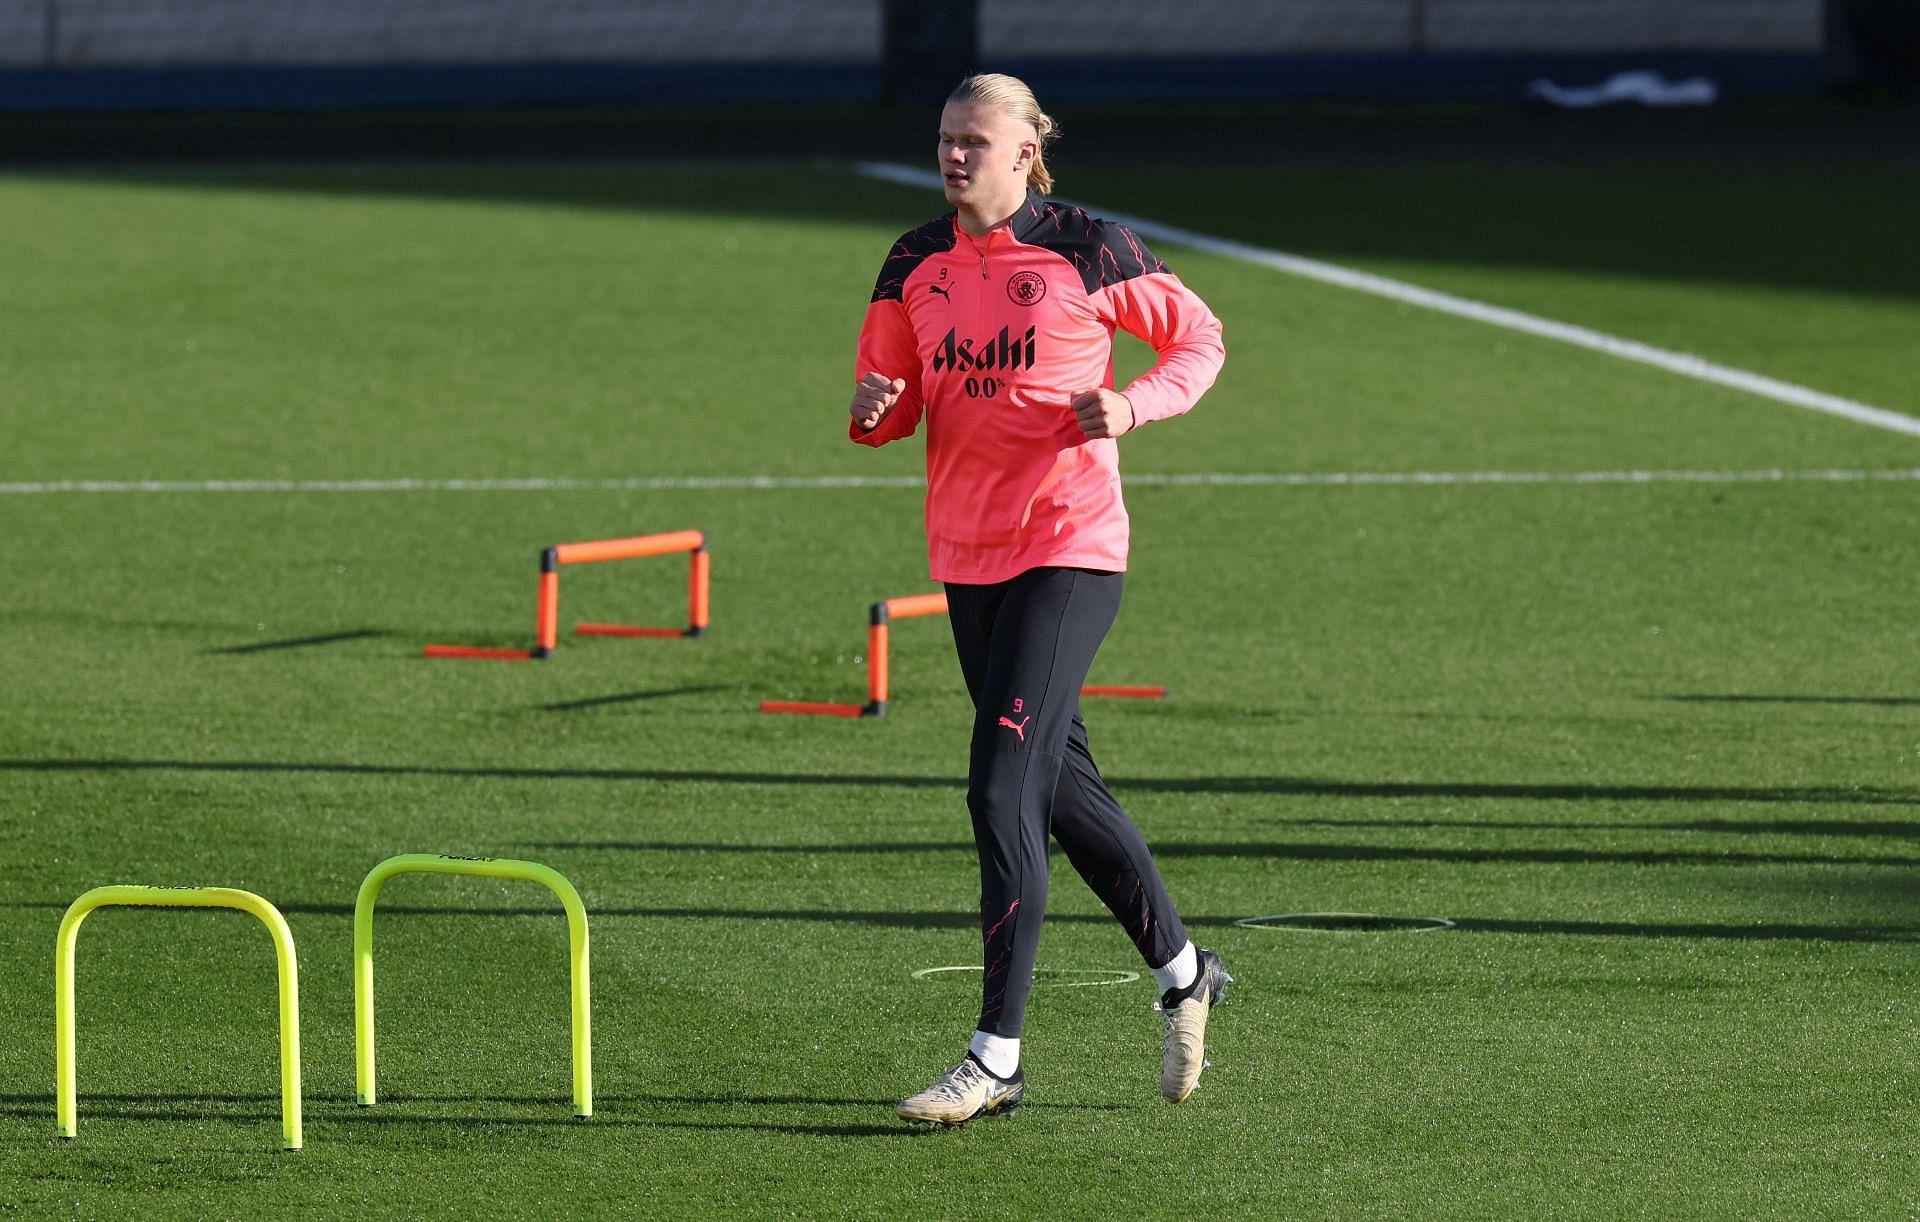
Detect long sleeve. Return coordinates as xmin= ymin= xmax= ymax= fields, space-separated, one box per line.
xmin=1095 ymin=271 xmax=1225 ymax=426
xmin=849 ymin=297 xmax=926 ymax=447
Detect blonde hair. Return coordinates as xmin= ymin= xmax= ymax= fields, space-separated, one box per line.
xmin=948 ymin=73 xmax=1059 ymax=195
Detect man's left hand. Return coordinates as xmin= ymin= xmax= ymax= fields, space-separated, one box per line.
xmin=1069 ymin=388 xmax=1134 ymax=439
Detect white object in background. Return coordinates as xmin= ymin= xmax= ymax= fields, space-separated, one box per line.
xmin=1525 ymin=70 xmax=1720 ymax=108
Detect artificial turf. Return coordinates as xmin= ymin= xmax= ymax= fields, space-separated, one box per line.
xmin=2 ymin=114 xmax=1918 ymax=1215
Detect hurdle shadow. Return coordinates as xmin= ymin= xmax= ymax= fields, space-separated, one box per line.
xmin=538 ymin=686 xmax=728 ymax=712
xmin=205 ymin=629 xmax=390 ymax=656
xmin=1660 ymin=693 xmax=1920 ymax=708
xmin=0 ymin=1092 xmax=281 ymax=1124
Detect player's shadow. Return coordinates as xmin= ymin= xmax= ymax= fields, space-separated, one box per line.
xmin=331 ymin=1109 xmax=916 ymax=1138
xmin=0 ymin=1091 xmax=1113 ymax=1137
xmin=0 ymin=1095 xmax=918 ymax=1138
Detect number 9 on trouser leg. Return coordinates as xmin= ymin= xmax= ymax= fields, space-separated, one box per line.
xmin=948 ymin=569 xmax=1181 ymax=1037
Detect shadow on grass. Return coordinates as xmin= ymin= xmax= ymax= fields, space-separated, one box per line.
xmin=0 ymin=1091 xmax=890 ymax=1108
xmin=1293 ymin=815 xmax=1920 ymax=838
xmin=0 ymin=1090 xmax=1109 ymax=1136
xmin=537 ymin=686 xmax=728 ymax=712
xmin=1441 ymin=918 xmax=1920 ymax=942
xmin=11 ymin=899 xmax=1915 ymax=942
xmin=6 ymin=758 xmax=1915 ymax=807
xmin=205 ymin=629 xmax=390 ymax=655
xmin=343 ymin=1114 xmax=922 ymax=1137
xmin=1662 ymin=694 xmax=1920 ymax=708
xmin=1191 ymin=840 xmax=1920 ymax=868
xmin=0 ymin=1103 xmax=913 ymax=1138
xmin=522 ymin=838 xmax=1920 ymax=868
xmin=8 ymin=103 xmax=1920 ymax=304
xmin=8 ymin=903 xmax=1871 ymax=944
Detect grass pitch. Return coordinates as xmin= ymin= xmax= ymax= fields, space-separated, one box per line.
xmin=2 ymin=113 xmax=1918 ymax=1216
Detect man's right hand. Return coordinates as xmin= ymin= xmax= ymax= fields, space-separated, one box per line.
xmin=851 ymin=371 xmax=907 ymax=431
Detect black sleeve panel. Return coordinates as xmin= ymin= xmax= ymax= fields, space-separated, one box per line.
xmin=1016 ymin=202 xmax=1169 ymax=297
xmin=871 ymin=215 xmax=960 ymax=303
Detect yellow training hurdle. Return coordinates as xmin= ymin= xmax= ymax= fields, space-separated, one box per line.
xmin=353 ymin=854 xmax=592 ymax=1117
xmin=55 ymin=885 xmax=303 ymax=1151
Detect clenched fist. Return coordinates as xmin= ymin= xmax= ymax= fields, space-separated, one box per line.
xmin=1069 ymin=388 xmax=1134 ymax=439
xmin=851 ymin=371 xmax=907 ymax=431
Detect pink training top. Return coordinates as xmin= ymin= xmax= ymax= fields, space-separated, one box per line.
xmin=852 ymin=193 xmax=1225 ymax=585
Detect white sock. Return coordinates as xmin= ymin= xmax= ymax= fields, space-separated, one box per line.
xmin=1152 ymin=941 xmax=1198 ymax=993
xmin=969 ymin=1030 xmax=1020 ymax=1079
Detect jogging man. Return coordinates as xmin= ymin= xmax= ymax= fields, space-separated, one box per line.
xmin=851 ymin=74 xmax=1230 ymax=1125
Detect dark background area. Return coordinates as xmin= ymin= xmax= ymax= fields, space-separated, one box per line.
xmin=1 ymin=95 xmax=1915 ymax=168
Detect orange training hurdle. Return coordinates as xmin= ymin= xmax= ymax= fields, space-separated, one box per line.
xmin=426 ymin=530 xmax=708 ymax=661
xmin=758 ymin=592 xmax=947 ymax=717
xmin=758 ymin=591 xmax=1166 ymax=717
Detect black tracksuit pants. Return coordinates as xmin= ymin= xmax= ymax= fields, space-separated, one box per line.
xmin=944 ymin=566 xmax=1189 ymax=1039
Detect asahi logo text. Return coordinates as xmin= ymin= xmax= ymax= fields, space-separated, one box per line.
xmin=932 ymin=326 xmax=1036 ymax=374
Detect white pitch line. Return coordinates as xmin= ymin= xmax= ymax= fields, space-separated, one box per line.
xmin=854 ymin=162 xmax=1920 ymax=441
xmin=3 ymin=470 xmax=1916 ymax=495
xmin=1132 ymin=468 xmax=1920 ymax=487
xmin=0 ymin=475 xmax=926 ymax=495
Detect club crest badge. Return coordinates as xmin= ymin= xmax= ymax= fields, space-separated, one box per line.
xmin=1007 ymin=271 xmax=1046 ymax=306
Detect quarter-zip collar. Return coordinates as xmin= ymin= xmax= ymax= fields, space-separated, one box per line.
xmin=1009 ymin=191 xmax=1052 ymax=243
xmin=951 ymin=191 xmax=1050 ymax=253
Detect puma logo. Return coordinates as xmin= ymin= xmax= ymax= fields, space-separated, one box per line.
xmin=997 ymin=715 xmax=1031 ymax=742
xmin=928 ymin=283 xmax=952 ymax=301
